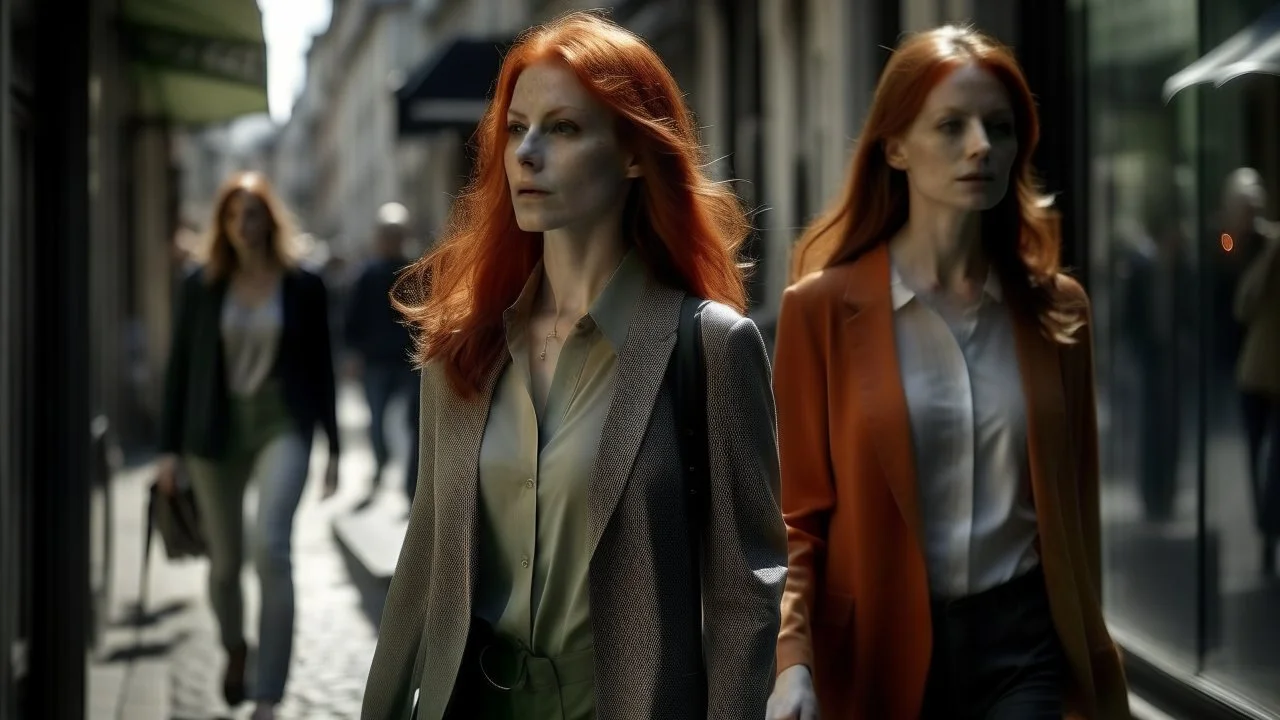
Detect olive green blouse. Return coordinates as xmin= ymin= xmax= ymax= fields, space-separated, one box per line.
xmin=473 ymin=250 xmax=648 ymax=657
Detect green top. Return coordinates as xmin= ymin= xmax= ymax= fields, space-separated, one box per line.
xmin=474 ymin=250 xmax=648 ymax=657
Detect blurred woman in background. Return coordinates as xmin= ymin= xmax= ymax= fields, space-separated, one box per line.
xmin=361 ymin=11 xmax=786 ymax=720
xmin=767 ymin=25 xmax=1129 ymax=719
xmin=157 ymin=171 xmax=341 ymax=720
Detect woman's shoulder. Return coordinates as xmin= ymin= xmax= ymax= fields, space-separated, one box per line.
xmin=286 ymin=264 xmax=324 ymax=284
xmin=694 ymin=301 xmax=770 ymax=367
xmin=282 ymin=265 xmax=329 ymax=296
xmin=784 ymin=262 xmax=859 ymax=309
xmin=695 ymin=299 xmax=761 ymax=341
xmin=1051 ymin=272 xmax=1089 ymax=304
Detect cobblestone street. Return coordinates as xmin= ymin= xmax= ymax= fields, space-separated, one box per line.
xmin=89 ymin=382 xmax=410 ymax=720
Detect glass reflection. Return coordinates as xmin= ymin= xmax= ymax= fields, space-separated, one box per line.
xmin=1084 ymin=0 xmax=1203 ymax=672
xmin=1083 ymin=0 xmax=1280 ymax=709
xmin=1199 ymin=1 xmax=1280 ymax=700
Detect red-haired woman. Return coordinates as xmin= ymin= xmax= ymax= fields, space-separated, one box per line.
xmin=157 ymin=172 xmax=341 ymax=720
xmin=765 ymin=26 xmax=1129 ymax=720
xmin=360 ymin=11 xmax=786 ymax=720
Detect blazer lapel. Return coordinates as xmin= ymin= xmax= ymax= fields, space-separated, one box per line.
xmin=841 ymin=247 xmax=925 ymax=548
xmin=417 ymin=353 xmax=506 ymax=720
xmin=438 ymin=355 xmax=505 ymax=602
xmin=585 ymin=280 xmax=682 ymax=557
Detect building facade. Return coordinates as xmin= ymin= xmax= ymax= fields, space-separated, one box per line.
xmin=1 ymin=0 xmax=269 ymax=715
xmin=310 ymin=0 xmax=424 ymax=259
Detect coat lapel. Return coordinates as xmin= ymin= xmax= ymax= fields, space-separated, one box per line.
xmin=417 ymin=355 xmax=505 ymax=720
xmin=1009 ymin=306 xmax=1073 ymax=552
xmin=1008 ymin=297 xmax=1100 ymax=701
xmin=585 ymin=280 xmax=681 ymax=557
xmin=841 ymin=246 xmax=925 ymax=548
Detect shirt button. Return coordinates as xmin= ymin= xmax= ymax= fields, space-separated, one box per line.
xmin=520 ymin=556 xmax=530 ymax=569
xmin=525 ymin=478 xmax=534 ymax=489
xmin=575 ymin=320 xmax=585 ymax=330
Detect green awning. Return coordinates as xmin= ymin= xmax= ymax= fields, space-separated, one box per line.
xmin=121 ymin=0 xmax=269 ymax=124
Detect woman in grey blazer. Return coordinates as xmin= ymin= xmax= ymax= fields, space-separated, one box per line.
xmin=360 ymin=11 xmax=787 ymax=720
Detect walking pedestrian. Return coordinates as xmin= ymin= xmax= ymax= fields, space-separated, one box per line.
xmin=157 ymin=171 xmax=341 ymax=720
xmin=344 ymin=201 xmax=421 ymax=505
xmin=766 ymin=25 xmax=1130 ymax=720
xmin=360 ymin=11 xmax=787 ymax=720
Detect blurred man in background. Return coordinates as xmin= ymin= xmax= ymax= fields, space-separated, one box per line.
xmin=343 ymin=202 xmax=420 ymax=505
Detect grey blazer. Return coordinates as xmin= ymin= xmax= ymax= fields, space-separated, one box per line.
xmin=360 ymin=280 xmax=788 ymax=720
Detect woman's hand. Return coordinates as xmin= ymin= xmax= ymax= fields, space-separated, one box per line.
xmin=766 ymin=664 xmax=819 ymax=720
xmin=155 ymin=454 xmax=179 ymax=497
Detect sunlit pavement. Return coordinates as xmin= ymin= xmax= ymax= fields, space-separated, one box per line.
xmin=88 ymin=381 xmax=411 ymax=720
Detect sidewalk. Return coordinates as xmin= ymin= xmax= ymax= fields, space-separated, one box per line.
xmin=88 ymin=381 xmax=408 ymax=720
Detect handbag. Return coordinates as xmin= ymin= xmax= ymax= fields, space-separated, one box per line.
xmin=147 ymin=472 xmax=207 ymax=561
xmin=132 ymin=464 xmax=206 ymax=634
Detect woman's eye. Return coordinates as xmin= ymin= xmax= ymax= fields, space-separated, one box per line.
xmin=507 ymin=122 xmax=527 ymax=134
xmin=988 ymin=120 xmax=1015 ymax=138
xmin=553 ymin=120 xmax=577 ymax=134
xmin=939 ymin=119 xmax=963 ymax=134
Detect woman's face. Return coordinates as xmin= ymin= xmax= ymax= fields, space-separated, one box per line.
xmin=885 ymin=63 xmax=1018 ymax=213
xmin=223 ymin=190 xmax=272 ymax=256
xmin=504 ymin=61 xmax=641 ymax=234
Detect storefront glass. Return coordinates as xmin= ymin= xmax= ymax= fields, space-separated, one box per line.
xmin=1081 ymin=0 xmax=1280 ymax=712
xmin=1083 ymin=0 xmax=1204 ymax=673
xmin=1195 ymin=1 xmax=1280 ymax=710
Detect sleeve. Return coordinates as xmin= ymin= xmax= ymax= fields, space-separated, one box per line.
xmin=701 ymin=313 xmax=790 ymax=719
xmin=361 ymin=367 xmax=438 ymax=719
xmin=772 ymin=286 xmax=837 ymax=674
xmin=158 ymin=272 xmax=197 ymax=455
xmin=1064 ymin=284 xmax=1103 ymax=597
xmin=311 ymin=274 xmax=342 ymax=457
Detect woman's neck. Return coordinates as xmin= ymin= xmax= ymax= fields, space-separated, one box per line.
xmin=232 ymin=250 xmax=278 ymax=280
xmin=889 ymin=206 xmax=987 ymax=294
xmin=537 ymin=225 xmax=629 ymax=319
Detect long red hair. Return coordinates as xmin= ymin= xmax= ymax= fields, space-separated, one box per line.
xmin=791 ymin=25 xmax=1084 ymax=342
xmin=394 ymin=10 xmax=750 ymax=397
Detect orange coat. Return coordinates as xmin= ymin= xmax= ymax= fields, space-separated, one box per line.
xmin=773 ymin=245 xmax=1130 ymax=719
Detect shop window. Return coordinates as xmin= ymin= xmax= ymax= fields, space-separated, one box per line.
xmin=1080 ymin=0 xmax=1205 ymax=674
xmin=1082 ymin=0 xmax=1280 ymax=713
xmin=1193 ymin=1 xmax=1280 ymax=709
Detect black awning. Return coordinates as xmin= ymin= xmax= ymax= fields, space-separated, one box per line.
xmin=1163 ymin=3 xmax=1280 ymax=102
xmin=396 ymin=37 xmax=511 ymax=136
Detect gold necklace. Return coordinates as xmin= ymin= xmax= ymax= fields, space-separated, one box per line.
xmin=539 ymin=318 xmax=559 ymax=361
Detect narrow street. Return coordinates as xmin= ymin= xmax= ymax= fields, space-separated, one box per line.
xmin=87 ymin=382 xmax=410 ymax=720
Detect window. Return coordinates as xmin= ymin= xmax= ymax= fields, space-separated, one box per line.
xmin=1081 ymin=0 xmax=1280 ymax=712
xmin=1081 ymin=0 xmax=1204 ymax=673
xmin=1195 ymin=1 xmax=1280 ymax=708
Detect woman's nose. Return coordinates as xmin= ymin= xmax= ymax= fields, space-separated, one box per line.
xmin=966 ymin=119 xmax=991 ymax=158
xmin=515 ymin=132 xmax=542 ymax=169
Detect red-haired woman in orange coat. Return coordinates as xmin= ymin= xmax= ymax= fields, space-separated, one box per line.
xmin=766 ymin=26 xmax=1129 ymax=720
xmin=360 ymin=11 xmax=787 ymax=720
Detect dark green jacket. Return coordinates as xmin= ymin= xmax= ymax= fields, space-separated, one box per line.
xmin=159 ymin=266 xmax=341 ymax=460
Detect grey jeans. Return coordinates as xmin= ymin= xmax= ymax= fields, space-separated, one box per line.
xmin=186 ymin=386 xmax=312 ymax=703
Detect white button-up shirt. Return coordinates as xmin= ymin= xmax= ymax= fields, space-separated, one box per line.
xmin=890 ymin=264 xmax=1040 ymax=599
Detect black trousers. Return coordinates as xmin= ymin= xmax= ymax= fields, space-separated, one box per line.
xmin=920 ymin=567 xmax=1066 ymax=719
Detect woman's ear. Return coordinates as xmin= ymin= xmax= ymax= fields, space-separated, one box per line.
xmin=884 ymin=137 xmax=908 ymax=171
xmin=624 ymin=152 xmax=643 ymax=179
